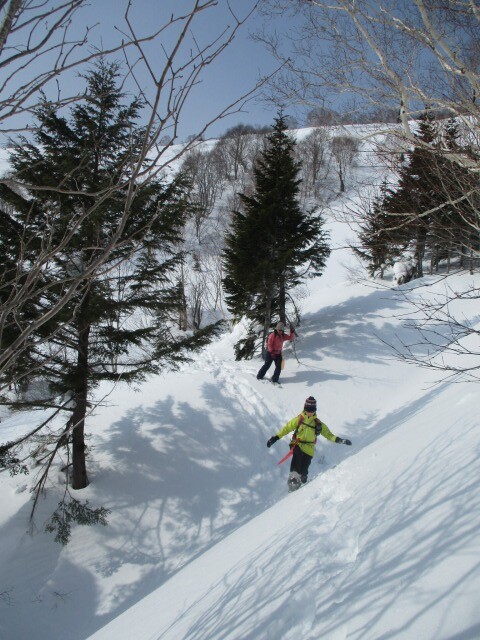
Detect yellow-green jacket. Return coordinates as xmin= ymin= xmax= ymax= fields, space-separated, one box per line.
xmin=276 ymin=411 xmax=337 ymax=457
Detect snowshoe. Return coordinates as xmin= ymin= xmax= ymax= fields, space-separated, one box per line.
xmin=287 ymin=471 xmax=302 ymax=493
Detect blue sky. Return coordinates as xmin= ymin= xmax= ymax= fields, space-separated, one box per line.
xmin=71 ymin=0 xmax=291 ymax=140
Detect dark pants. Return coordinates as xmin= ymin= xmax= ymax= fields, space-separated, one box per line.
xmin=290 ymin=446 xmax=312 ymax=483
xmin=257 ymin=352 xmax=282 ymax=382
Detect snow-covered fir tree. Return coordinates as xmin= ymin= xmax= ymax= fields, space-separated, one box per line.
xmin=223 ymin=113 xmax=330 ymax=357
xmin=0 ymin=60 xmax=220 ymax=539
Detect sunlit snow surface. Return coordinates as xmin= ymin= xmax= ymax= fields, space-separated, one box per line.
xmin=1 ymin=129 xmax=479 ymax=640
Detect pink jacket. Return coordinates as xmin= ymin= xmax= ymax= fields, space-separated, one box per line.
xmin=267 ymin=329 xmax=294 ymax=355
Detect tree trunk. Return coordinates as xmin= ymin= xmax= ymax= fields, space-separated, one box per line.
xmin=279 ymin=277 xmax=286 ymax=325
xmin=71 ymin=312 xmax=91 ymax=490
xmin=261 ymin=292 xmax=272 ymax=359
xmin=416 ymin=227 xmax=427 ymax=277
xmin=0 ymin=0 xmax=22 ymax=54
xmin=178 ymin=271 xmax=188 ymax=331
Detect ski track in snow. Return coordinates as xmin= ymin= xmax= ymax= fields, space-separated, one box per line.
xmin=200 ymin=349 xmax=293 ymax=441
xmin=169 ymin=348 xmax=365 ymax=640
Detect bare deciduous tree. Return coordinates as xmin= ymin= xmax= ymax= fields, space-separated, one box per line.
xmin=0 ymin=0 xmax=267 ymax=391
xmin=0 ymin=0 xmax=272 ymax=534
xmin=259 ymin=0 xmax=480 ymax=169
xmin=331 ymin=135 xmax=359 ymax=193
xmin=259 ymin=0 xmax=480 ymax=383
xmin=216 ymin=124 xmax=258 ymax=180
xmin=389 ymin=280 xmax=480 ymax=383
xmin=181 ymin=147 xmax=226 ymax=241
xmin=296 ymin=127 xmax=331 ymax=199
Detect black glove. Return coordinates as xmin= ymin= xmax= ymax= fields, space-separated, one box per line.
xmin=267 ymin=435 xmax=279 ymax=448
xmin=335 ymin=437 xmax=352 ymax=445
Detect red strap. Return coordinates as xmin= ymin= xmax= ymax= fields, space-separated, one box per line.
xmin=277 ymin=436 xmax=300 ymax=464
xmin=277 ymin=415 xmax=320 ymax=465
xmin=277 ymin=449 xmax=293 ymax=465
xmin=277 ymin=415 xmax=303 ymax=464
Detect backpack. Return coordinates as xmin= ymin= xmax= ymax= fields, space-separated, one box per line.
xmin=290 ymin=413 xmax=322 ymax=448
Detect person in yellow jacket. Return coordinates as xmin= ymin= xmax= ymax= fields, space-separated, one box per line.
xmin=266 ymin=396 xmax=352 ymax=492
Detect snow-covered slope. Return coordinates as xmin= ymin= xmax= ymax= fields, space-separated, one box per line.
xmin=86 ymin=374 xmax=479 ymax=640
xmin=1 ymin=131 xmax=479 ymax=640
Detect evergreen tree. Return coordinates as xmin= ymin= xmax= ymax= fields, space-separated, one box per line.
xmin=352 ymin=180 xmax=403 ymax=278
xmin=0 ymin=60 xmax=220 ymax=530
xmin=223 ymin=114 xmax=330 ymax=356
xmin=0 ymin=193 xmax=36 ymax=391
xmin=381 ymin=111 xmax=478 ymax=276
xmin=383 ymin=109 xmax=442 ymax=277
xmin=434 ymin=118 xmax=480 ymax=273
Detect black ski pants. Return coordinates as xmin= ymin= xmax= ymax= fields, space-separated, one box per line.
xmin=257 ymin=351 xmax=282 ymax=382
xmin=290 ymin=446 xmax=313 ymax=483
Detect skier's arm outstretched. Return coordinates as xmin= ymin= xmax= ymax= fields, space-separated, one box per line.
xmin=317 ymin=421 xmax=352 ymax=445
xmin=267 ymin=418 xmax=352 ymax=448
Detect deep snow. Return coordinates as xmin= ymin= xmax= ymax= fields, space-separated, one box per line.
xmin=1 ymin=134 xmax=479 ymax=640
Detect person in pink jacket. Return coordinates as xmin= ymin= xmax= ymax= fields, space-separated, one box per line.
xmin=256 ymin=321 xmax=294 ymax=384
